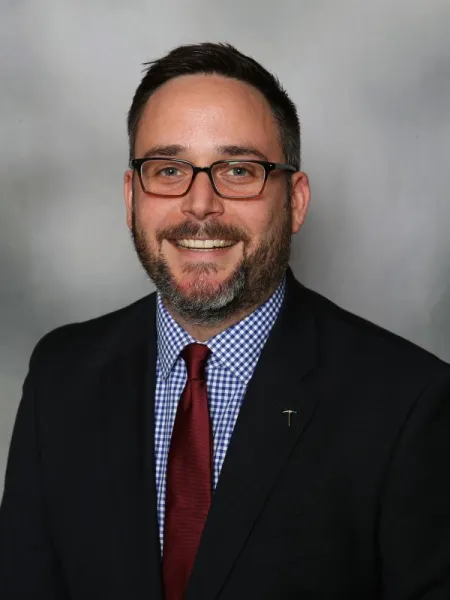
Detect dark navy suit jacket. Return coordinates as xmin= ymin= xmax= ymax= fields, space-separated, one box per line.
xmin=1 ymin=270 xmax=450 ymax=599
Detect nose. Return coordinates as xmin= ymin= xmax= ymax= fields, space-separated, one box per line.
xmin=180 ymin=171 xmax=224 ymax=221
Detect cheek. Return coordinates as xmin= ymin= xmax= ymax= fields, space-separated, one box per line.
xmin=239 ymin=203 xmax=281 ymax=242
xmin=230 ymin=200 xmax=273 ymax=232
xmin=134 ymin=198 xmax=173 ymax=235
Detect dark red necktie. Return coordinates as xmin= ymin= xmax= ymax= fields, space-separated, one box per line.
xmin=163 ymin=343 xmax=212 ymax=600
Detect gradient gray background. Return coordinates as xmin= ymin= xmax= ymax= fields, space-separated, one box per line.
xmin=1 ymin=0 xmax=450 ymax=494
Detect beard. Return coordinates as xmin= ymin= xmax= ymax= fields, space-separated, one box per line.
xmin=131 ymin=204 xmax=292 ymax=327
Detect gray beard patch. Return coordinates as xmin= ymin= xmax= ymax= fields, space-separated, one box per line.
xmin=149 ymin=257 xmax=247 ymax=326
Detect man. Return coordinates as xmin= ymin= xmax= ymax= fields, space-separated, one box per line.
xmin=1 ymin=42 xmax=450 ymax=600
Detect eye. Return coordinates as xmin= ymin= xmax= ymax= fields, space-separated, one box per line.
xmin=228 ymin=166 xmax=250 ymax=177
xmin=157 ymin=166 xmax=183 ymax=177
xmin=218 ymin=162 xmax=259 ymax=178
xmin=143 ymin=160 xmax=191 ymax=179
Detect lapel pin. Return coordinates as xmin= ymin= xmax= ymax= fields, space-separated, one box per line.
xmin=282 ymin=409 xmax=297 ymax=427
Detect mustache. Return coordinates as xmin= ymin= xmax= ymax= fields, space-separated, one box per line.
xmin=156 ymin=221 xmax=250 ymax=244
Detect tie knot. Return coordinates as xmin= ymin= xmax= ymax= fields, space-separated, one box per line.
xmin=182 ymin=343 xmax=211 ymax=381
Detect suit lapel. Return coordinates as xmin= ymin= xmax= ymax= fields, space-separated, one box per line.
xmin=187 ymin=274 xmax=319 ymax=600
xmin=101 ymin=295 xmax=163 ymax=600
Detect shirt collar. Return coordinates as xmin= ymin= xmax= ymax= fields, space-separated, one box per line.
xmin=156 ymin=296 xmax=195 ymax=379
xmin=156 ymin=276 xmax=286 ymax=384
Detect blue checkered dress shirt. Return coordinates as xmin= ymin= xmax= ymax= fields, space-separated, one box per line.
xmin=155 ymin=277 xmax=286 ymax=553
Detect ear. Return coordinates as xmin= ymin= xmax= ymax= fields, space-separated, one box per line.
xmin=290 ymin=171 xmax=311 ymax=234
xmin=124 ymin=169 xmax=134 ymax=230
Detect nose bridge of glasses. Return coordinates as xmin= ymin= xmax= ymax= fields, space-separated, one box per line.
xmin=190 ymin=165 xmax=217 ymax=191
xmin=181 ymin=166 xmax=225 ymax=216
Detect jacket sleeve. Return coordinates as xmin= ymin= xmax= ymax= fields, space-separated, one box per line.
xmin=0 ymin=353 xmax=69 ymax=599
xmin=380 ymin=365 xmax=450 ymax=599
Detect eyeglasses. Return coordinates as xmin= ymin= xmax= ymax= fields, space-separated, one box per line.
xmin=130 ymin=157 xmax=297 ymax=199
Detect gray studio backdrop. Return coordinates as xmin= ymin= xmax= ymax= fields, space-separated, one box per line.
xmin=1 ymin=0 xmax=450 ymax=493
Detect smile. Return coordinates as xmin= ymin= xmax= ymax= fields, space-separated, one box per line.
xmin=175 ymin=239 xmax=236 ymax=250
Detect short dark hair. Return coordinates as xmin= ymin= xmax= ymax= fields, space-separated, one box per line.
xmin=127 ymin=42 xmax=301 ymax=169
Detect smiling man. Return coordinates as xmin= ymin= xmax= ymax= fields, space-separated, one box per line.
xmin=126 ymin=72 xmax=307 ymax=340
xmin=1 ymin=43 xmax=450 ymax=600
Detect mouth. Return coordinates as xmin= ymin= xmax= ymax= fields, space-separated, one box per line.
xmin=172 ymin=238 xmax=237 ymax=251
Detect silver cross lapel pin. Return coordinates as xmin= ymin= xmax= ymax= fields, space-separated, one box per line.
xmin=282 ymin=409 xmax=298 ymax=427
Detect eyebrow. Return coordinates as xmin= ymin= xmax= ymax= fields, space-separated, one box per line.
xmin=142 ymin=145 xmax=186 ymax=158
xmin=216 ymin=145 xmax=269 ymax=161
xmin=141 ymin=144 xmax=269 ymax=161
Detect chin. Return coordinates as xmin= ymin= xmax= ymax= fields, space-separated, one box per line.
xmin=175 ymin=262 xmax=229 ymax=284
xmin=176 ymin=272 xmax=228 ymax=296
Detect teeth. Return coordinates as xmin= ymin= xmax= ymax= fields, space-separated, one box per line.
xmin=177 ymin=239 xmax=235 ymax=249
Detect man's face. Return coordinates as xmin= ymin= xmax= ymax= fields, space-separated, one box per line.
xmin=124 ymin=74 xmax=309 ymax=325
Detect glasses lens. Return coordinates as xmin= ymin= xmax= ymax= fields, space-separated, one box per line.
xmin=140 ymin=159 xmax=193 ymax=195
xmin=212 ymin=161 xmax=265 ymax=198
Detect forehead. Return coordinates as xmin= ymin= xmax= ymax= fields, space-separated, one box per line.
xmin=134 ymin=74 xmax=282 ymax=158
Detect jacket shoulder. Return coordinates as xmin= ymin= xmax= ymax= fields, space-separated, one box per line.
xmin=297 ymin=281 xmax=447 ymax=373
xmin=29 ymin=293 xmax=156 ymax=373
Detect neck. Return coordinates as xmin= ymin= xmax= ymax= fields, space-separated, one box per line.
xmin=166 ymin=307 xmax=254 ymax=342
xmin=162 ymin=284 xmax=280 ymax=342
